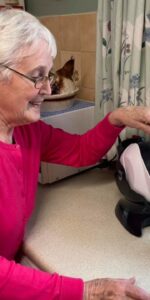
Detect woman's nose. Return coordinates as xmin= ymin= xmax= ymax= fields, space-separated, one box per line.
xmin=39 ymin=79 xmax=52 ymax=95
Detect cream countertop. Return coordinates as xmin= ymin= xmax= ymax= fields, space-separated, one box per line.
xmin=23 ymin=168 xmax=150 ymax=291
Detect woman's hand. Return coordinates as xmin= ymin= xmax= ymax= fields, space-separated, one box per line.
xmin=83 ymin=277 xmax=150 ymax=300
xmin=109 ymin=106 xmax=150 ymax=134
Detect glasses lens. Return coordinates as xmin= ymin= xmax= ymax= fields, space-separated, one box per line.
xmin=35 ymin=73 xmax=56 ymax=89
xmin=49 ymin=72 xmax=56 ymax=85
xmin=35 ymin=77 xmax=45 ymax=89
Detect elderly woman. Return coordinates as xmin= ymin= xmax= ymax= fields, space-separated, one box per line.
xmin=0 ymin=8 xmax=150 ymax=300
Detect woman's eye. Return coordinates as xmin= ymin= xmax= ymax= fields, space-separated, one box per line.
xmin=31 ymin=73 xmax=42 ymax=77
xmin=30 ymin=71 xmax=44 ymax=78
xmin=32 ymin=76 xmax=42 ymax=79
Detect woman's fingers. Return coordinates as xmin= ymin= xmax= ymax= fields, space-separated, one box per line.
xmin=84 ymin=278 xmax=150 ymax=300
xmin=109 ymin=106 xmax=150 ymax=134
xmin=126 ymin=283 xmax=150 ymax=300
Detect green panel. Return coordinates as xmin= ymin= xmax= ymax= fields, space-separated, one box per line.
xmin=25 ymin=0 xmax=98 ymax=16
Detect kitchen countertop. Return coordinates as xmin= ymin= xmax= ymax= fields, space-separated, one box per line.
xmin=23 ymin=167 xmax=150 ymax=291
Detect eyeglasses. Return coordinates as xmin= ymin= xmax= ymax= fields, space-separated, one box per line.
xmin=0 ymin=64 xmax=56 ymax=89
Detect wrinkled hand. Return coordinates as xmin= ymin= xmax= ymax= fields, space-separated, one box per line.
xmin=109 ymin=106 xmax=150 ymax=134
xmin=83 ymin=278 xmax=150 ymax=300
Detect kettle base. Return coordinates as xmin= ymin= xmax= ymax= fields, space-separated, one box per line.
xmin=115 ymin=198 xmax=150 ymax=237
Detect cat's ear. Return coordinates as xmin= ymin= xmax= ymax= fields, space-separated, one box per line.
xmin=56 ymin=57 xmax=75 ymax=79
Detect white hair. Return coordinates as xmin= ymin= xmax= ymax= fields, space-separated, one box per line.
xmin=0 ymin=8 xmax=57 ymax=80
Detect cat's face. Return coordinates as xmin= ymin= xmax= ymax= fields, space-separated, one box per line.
xmin=51 ymin=57 xmax=75 ymax=95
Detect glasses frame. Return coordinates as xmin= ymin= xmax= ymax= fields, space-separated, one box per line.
xmin=0 ymin=64 xmax=56 ymax=89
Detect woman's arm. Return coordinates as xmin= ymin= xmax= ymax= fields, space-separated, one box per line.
xmin=40 ymin=114 xmax=123 ymax=167
xmin=0 ymin=256 xmax=83 ymax=300
xmin=40 ymin=106 xmax=150 ymax=167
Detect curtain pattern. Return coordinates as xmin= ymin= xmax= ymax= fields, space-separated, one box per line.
xmin=95 ymin=0 xmax=150 ymax=158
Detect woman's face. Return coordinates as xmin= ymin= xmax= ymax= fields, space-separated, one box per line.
xmin=0 ymin=40 xmax=53 ymax=127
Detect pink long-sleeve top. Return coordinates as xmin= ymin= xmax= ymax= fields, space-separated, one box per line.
xmin=0 ymin=114 xmax=123 ymax=300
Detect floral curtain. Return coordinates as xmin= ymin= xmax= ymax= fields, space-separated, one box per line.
xmin=95 ymin=0 xmax=150 ymax=158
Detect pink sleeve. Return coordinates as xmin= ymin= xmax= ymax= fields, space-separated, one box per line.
xmin=0 ymin=256 xmax=83 ymax=300
xmin=40 ymin=114 xmax=124 ymax=167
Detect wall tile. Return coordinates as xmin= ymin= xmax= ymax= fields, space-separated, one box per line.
xmin=39 ymin=13 xmax=97 ymax=102
xmin=80 ymin=12 xmax=97 ymax=52
xmin=59 ymin=15 xmax=81 ymax=51
xmin=53 ymin=51 xmax=61 ymax=70
xmin=40 ymin=16 xmax=61 ymax=50
xmin=81 ymin=52 xmax=96 ymax=89
xmin=78 ymin=87 xmax=95 ymax=101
